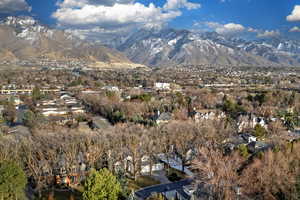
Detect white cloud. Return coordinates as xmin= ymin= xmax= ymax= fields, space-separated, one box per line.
xmin=0 ymin=0 xmax=31 ymax=13
xmin=65 ymin=26 xmax=133 ymax=41
xmin=248 ymin=27 xmax=259 ymax=33
xmin=56 ymin=0 xmax=134 ymax=7
xmin=287 ymin=5 xmax=300 ymax=21
xmin=202 ymin=22 xmax=245 ymax=35
xmin=53 ymin=0 xmax=201 ymax=30
xmin=163 ymin=0 xmax=201 ymax=11
xmin=216 ymin=23 xmax=245 ymax=34
xmin=53 ymin=2 xmax=181 ymax=29
xmin=194 ymin=21 xmax=282 ymax=39
xmin=289 ymin=26 xmax=300 ymax=32
xmin=53 ymin=0 xmax=201 ymax=42
xmin=204 ymin=21 xmax=221 ymax=29
xmin=257 ymin=30 xmax=280 ymax=38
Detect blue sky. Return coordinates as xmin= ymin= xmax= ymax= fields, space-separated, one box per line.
xmin=1 ymin=0 xmax=300 ymax=39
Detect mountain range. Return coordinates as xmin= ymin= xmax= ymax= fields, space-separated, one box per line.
xmin=0 ymin=16 xmax=143 ymax=69
xmin=115 ymin=28 xmax=300 ymax=67
xmin=0 ymin=16 xmax=300 ymax=68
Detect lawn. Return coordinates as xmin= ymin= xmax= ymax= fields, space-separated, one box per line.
xmin=128 ymin=175 xmax=161 ymax=191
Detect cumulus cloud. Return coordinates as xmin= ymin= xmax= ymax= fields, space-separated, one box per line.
xmin=289 ymin=26 xmax=300 ymax=32
xmin=53 ymin=0 xmax=199 ymax=30
xmin=201 ymin=22 xmax=245 ymax=35
xmin=54 ymin=3 xmax=181 ymax=29
xmin=163 ymin=0 xmax=201 ymax=11
xmin=0 ymin=0 xmax=31 ymax=13
xmin=257 ymin=30 xmax=280 ymax=38
xmin=287 ymin=5 xmax=300 ymax=21
xmin=56 ymin=0 xmax=134 ymax=7
xmin=53 ymin=0 xmax=201 ymax=42
xmin=216 ymin=23 xmax=245 ymax=34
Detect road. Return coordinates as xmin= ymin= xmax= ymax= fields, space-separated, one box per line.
xmin=135 ymin=178 xmax=193 ymax=200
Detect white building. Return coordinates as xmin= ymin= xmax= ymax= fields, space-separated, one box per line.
xmin=154 ymin=82 xmax=171 ymax=90
xmin=102 ymin=86 xmax=119 ymax=92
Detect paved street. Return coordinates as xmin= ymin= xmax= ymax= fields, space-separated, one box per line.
xmin=135 ymin=178 xmax=193 ymax=200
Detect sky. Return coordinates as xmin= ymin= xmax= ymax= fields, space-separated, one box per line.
xmin=0 ymin=0 xmax=300 ymax=40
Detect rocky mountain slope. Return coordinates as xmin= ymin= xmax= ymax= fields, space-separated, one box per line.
xmin=0 ymin=16 xmax=142 ymax=68
xmin=116 ymin=28 xmax=300 ymax=67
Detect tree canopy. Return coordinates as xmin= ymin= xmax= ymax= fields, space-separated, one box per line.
xmin=0 ymin=161 xmax=27 ymax=200
xmin=83 ymin=168 xmax=121 ymax=200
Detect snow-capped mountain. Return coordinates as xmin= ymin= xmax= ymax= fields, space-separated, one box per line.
xmin=235 ymin=38 xmax=300 ymax=66
xmin=0 ymin=16 xmax=137 ymax=68
xmin=115 ymin=28 xmax=300 ymax=67
xmin=2 ymin=16 xmax=54 ymax=44
xmin=1 ymin=16 xmax=299 ymax=68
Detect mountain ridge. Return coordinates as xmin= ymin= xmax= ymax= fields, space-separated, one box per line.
xmin=1 ymin=16 xmax=299 ymax=68
xmin=114 ymin=28 xmax=300 ymax=67
xmin=0 ymin=16 xmax=144 ymax=69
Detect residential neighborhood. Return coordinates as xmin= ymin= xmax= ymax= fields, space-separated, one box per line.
xmin=0 ymin=0 xmax=300 ymax=199
xmin=0 ymin=65 xmax=300 ymax=200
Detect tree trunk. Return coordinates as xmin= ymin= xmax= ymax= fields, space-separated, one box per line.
xmin=149 ymin=159 xmax=153 ymax=176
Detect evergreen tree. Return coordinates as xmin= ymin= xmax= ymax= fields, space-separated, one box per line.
xmin=83 ymin=168 xmax=121 ymax=200
xmin=22 ymin=110 xmax=36 ymax=128
xmin=32 ymin=87 xmax=42 ymax=101
xmin=253 ymin=124 xmax=267 ymax=138
xmin=0 ymin=161 xmax=27 ymax=200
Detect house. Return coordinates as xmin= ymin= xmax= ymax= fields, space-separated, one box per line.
xmin=69 ymin=104 xmax=85 ymax=114
xmin=157 ymin=153 xmax=194 ymax=177
xmin=191 ymin=109 xmax=226 ymax=122
xmin=122 ymin=155 xmax=164 ymax=175
xmin=223 ymin=133 xmax=257 ymax=152
xmin=101 ymin=86 xmax=119 ymax=92
xmin=54 ymin=152 xmax=88 ymax=186
xmin=60 ymin=93 xmax=73 ymax=100
xmin=247 ymin=141 xmax=273 ymax=153
xmin=240 ymin=133 xmax=257 ymax=143
xmin=154 ymin=82 xmax=171 ymax=90
xmin=41 ymin=108 xmax=68 ymax=116
xmin=155 ymin=111 xmax=172 ymax=125
xmin=237 ymin=114 xmax=267 ymax=132
xmin=38 ymin=94 xmax=85 ymax=117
